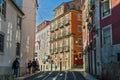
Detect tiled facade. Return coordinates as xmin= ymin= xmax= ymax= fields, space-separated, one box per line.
xmin=35 ymin=21 xmax=51 ymax=71
xmin=50 ymin=0 xmax=83 ymax=71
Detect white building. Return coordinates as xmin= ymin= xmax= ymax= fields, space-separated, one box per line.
xmin=0 ymin=0 xmax=24 ymax=79
xmin=35 ymin=21 xmax=51 ymax=71
xmin=14 ymin=0 xmax=38 ymax=75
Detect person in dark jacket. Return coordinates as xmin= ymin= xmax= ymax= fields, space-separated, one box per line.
xmin=32 ymin=59 xmax=36 ymax=73
xmin=27 ymin=60 xmax=32 ymax=74
xmin=12 ymin=58 xmax=19 ymax=78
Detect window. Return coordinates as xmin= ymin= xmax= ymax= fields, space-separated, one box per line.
xmin=0 ymin=34 xmax=4 ymax=52
xmin=65 ymin=14 xmax=69 ymax=23
xmin=77 ymin=14 xmax=82 ymax=21
xmin=78 ymin=38 xmax=82 ymax=46
xmin=66 ymin=38 xmax=68 ymax=46
xmin=102 ymin=25 xmax=112 ymax=46
xmin=51 ymin=23 xmax=54 ymax=30
xmin=65 ymin=52 xmax=68 ymax=58
xmin=17 ymin=16 xmax=22 ymax=29
xmin=56 ymin=20 xmax=58 ymax=28
xmin=0 ymin=0 xmax=6 ymax=18
xmin=16 ymin=43 xmax=20 ymax=56
xmin=55 ymin=10 xmax=58 ymax=16
xmin=60 ymin=40 xmax=62 ymax=47
xmin=66 ymin=26 xmax=68 ymax=35
xmin=60 ymin=29 xmax=62 ymax=37
xmin=60 ymin=6 xmax=63 ymax=13
xmin=78 ymin=26 xmax=82 ymax=32
xmin=93 ymin=38 xmax=96 ymax=48
xmin=16 ymin=16 xmax=22 ymax=42
xmin=60 ymin=18 xmax=63 ymax=26
xmin=101 ymin=0 xmax=111 ymax=18
xmin=117 ymin=53 xmax=120 ymax=62
xmin=66 ymin=5 xmax=70 ymax=11
xmin=56 ymin=42 xmax=57 ymax=52
xmin=79 ymin=52 xmax=82 ymax=58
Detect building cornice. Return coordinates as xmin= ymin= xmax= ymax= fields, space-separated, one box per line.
xmin=50 ymin=10 xmax=81 ymax=23
xmin=10 ymin=0 xmax=24 ymax=16
xmin=33 ymin=0 xmax=38 ymax=8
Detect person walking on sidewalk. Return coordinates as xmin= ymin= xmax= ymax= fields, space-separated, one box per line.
xmin=27 ymin=60 xmax=32 ymax=74
xmin=32 ymin=59 xmax=36 ymax=73
xmin=36 ymin=59 xmax=39 ymax=71
xmin=12 ymin=58 xmax=19 ymax=78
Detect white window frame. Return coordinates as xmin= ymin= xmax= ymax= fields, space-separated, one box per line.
xmin=65 ymin=14 xmax=69 ymax=23
xmin=102 ymin=24 xmax=112 ymax=47
xmin=101 ymin=0 xmax=112 ymax=19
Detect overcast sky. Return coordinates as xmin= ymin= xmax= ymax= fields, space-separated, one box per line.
xmin=36 ymin=0 xmax=72 ymax=26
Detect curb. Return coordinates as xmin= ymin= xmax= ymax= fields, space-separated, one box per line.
xmin=15 ymin=71 xmax=40 ymax=80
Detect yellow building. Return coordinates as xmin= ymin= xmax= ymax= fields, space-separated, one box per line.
xmin=50 ymin=0 xmax=83 ymax=71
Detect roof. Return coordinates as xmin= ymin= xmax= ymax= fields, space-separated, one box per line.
xmin=53 ymin=1 xmax=73 ymax=11
xmin=10 ymin=0 xmax=24 ymax=16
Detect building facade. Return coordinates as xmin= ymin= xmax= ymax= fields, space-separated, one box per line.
xmin=100 ymin=0 xmax=120 ymax=79
xmin=14 ymin=0 xmax=38 ymax=75
xmin=0 ymin=0 xmax=24 ymax=79
xmin=82 ymin=0 xmax=120 ymax=79
xmin=50 ymin=0 xmax=83 ymax=71
xmin=35 ymin=21 xmax=51 ymax=71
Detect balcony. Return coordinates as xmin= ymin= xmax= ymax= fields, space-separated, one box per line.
xmin=64 ymin=46 xmax=69 ymax=52
xmin=58 ymin=47 xmax=63 ymax=53
xmin=50 ymin=49 xmax=54 ymax=54
xmin=58 ymin=33 xmax=63 ymax=39
xmin=53 ymin=48 xmax=58 ymax=53
xmin=87 ymin=22 xmax=92 ymax=31
xmin=50 ymin=28 xmax=54 ymax=32
xmin=59 ymin=22 xmax=64 ymax=28
xmin=65 ymin=20 xmax=70 ymax=26
xmin=54 ymin=25 xmax=58 ymax=31
xmin=63 ymin=31 xmax=71 ymax=38
xmin=50 ymin=37 xmax=55 ymax=43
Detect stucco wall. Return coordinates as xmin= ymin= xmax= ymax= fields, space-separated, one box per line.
xmin=20 ymin=0 xmax=37 ymax=75
xmin=0 ymin=0 xmax=23 ymax=78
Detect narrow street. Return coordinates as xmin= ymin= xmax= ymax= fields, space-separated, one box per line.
xmin=25 ymin=71 xmax=85 ymax=80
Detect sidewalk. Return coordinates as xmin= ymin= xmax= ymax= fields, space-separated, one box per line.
xmin=15 ymin=71 xmax=40 ymax=80
xmin=80 ymin=71 xmax=99 ymax=80
xmin=70 ymin=68 xmax=99 ymax=80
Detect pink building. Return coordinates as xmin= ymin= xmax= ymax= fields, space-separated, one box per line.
xmin=82 ymin=0 xmax=120 ymax=79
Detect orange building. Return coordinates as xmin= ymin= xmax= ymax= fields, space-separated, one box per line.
xmin=50 ymin=0 xmax=83 ymax=71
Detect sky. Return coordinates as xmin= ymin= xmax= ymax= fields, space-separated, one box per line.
xmin=36 ymin=0 xmax=72 ymax=26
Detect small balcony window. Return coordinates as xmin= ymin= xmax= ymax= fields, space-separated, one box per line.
xmin=0 ymin=34 xmax=4 ymax=52
xmin=0 ymin=0 xmax=6 ymax=18
xmin=117 ymin=53 xmax=120 ymax=62
xmin=101 ymin=0 xmax=111 ymax=19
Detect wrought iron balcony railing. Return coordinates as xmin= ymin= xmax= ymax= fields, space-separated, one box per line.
xmin=63 ymin=46 xmax=69 ymax=52
xmin=58 ymin=47 xmax=63 ymax=53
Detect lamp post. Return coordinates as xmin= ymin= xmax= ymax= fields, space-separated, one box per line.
xmin=60 ymin=58 xmax=62 ymax=71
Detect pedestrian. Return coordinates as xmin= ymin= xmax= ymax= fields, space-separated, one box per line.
xmin=12 ymin=58 xmax=19 ymax=78
xmin=32 ymin=58 xmax=36 ymax=73
xmin=27 ymin=60 xmax=32 ymax=74
xmin=36 ymin=59 xmax=39 ymax=71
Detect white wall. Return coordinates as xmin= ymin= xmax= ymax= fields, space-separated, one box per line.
xmin=35 ymin=25 xmax=50 ymax=71
xmin=20 ymin=0 xmax=37 ymax=74
xmin=0 ymin=0 xmax=23 ymax=75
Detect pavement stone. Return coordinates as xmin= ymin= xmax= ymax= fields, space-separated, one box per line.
xmin=15 ymin=71 xmax=40 ymax=80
